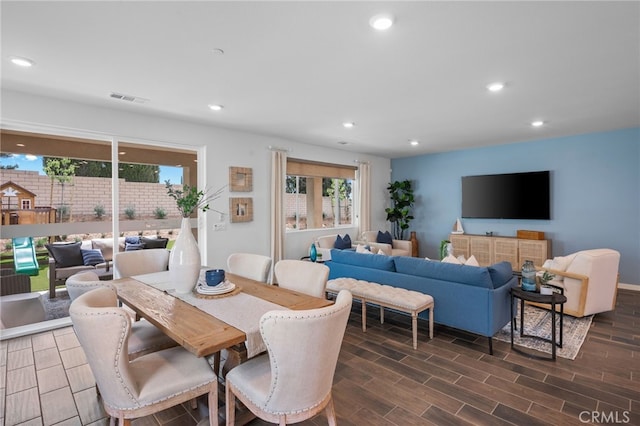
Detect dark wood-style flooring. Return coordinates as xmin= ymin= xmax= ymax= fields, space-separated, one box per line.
xmin=2 ymin=289 xmax=638 ymax=425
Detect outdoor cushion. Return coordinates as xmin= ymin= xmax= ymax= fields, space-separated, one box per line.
xmin=141 ymin=237 xmax=168 ymax=249
xmin=46 ymin=242 xmax=84 ymax=268
xmin=81 ymin=249 xmax=106 ymax=266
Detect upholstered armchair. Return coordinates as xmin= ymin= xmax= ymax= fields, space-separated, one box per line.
xmin=69 ymin=287 xmax=217 ymax=425
xmin=274 ymin=259 xmax=329 ymax=298
xmin=114 ymin=248 xmax=170 ymax=278
xmin=225 ymin=290 xmax=352 ymax=425
xmin=227 ymin=253 xmax=273 ymax=283
xmin=361 ymin=231 xmax=412 ymax=257
xmin=537 ymin=248 xmax=620 ymax=317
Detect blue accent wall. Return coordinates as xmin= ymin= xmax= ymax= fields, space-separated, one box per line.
xmin=391 ymin=128 xmax=640 ymax=285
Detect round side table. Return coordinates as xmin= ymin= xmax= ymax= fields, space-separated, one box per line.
xmin=510 ymin=286 xmax=568 ymax=361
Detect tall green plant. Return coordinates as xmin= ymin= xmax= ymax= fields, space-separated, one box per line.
xmin=385 ymin=180 xmax=415 ymax=240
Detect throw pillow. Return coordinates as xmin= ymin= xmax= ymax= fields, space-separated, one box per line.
xmin=81 ymin=249 xmax=105 ymax=266
xmin=125 ymin=242 xmax=145 ymax=251
xmin=465 ymin=255 xmax=480 ymax=267
xmin=45 ymin=242 xmax=84 ymax=268
xmin=334 ymin=234 xmax=352 ymax=250
xmin=141 ymin=237 xmax=168 ymax=249
xmin=356 ymin=244 xmax=373 ymax=254
xmin=377 ymin=230 xmax=393 ymax=245
xmin=441 ymin=254 xmax=463 ymax=264
xmin=377 ymin=249 xmax=387 ymax=255
xmin=125 ymin=236 xmax=141 ymax=245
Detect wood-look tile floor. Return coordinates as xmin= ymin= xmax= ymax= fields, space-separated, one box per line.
xmin=1 ymin=289 xmax=638 ymax=426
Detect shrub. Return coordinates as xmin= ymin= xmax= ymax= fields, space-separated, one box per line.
xmin=36 ymin=238 xmax=47 ymax=248
xmin=94 ymin=204 xmax=105 ymax=219
xmin=153 ymin=207 xmax=167 ymax=219
xmin=4 ymin=241 xmax=13 ymax=250
xmin=124 ymin=206 xmax=136 ymax=220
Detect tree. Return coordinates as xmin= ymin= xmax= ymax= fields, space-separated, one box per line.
xmin=75 ymin=160 xmax=159 ymax=183
xmin=385 ymin=180 xmax=415 ymax=240
xmin=43 ymin=157 xmax=77 ymax=221
xmin=0 ymin=153 xmax=19 ymax=169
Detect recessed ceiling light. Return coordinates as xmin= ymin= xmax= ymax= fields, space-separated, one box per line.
xmin=369 ymin=14 xmax=394 ymax=31
xmin=487 ymin=82 xmax=505 ymax=92
xmin=531 ymin=120 xmax=545 ymax=127
xmin=208 ymin=104 xmax=224 ymax=111
xmin=337 ymin=141 xmax=349 ymax=145
xmin=409 ymin=139 xmax=419 ymax=146
xmin=119 ymin=151 xmax=126 ymax=155
xmin=211 ymin=48 xmax=225 ymax=55
xmin=16 ymin=143 xmax=25 ymax=147
xmin=10 ymin=56 xmax=35 ymax=67
xmin=343 ymin=122 xmax=355 ymax=128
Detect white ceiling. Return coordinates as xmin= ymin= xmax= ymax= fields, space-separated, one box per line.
xmin=2 ymin=1 xmax=639 ymax=158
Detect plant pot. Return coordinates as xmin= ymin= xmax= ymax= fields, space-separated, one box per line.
xmin=169 ymin=218 xmax=201 ymax=294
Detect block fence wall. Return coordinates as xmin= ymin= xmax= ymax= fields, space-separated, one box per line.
xmin=2 ymin=170 xmax=352 ymax=220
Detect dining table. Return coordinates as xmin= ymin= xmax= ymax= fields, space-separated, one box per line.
xmin=110 ymin=270 xmax=333 ymax=371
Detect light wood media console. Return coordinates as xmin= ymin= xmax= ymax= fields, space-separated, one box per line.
xmin=449 ymin=233 xmax=551 ymax=269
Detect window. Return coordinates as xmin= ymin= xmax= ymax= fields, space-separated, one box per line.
xmin=286 ymin=159 xmax=356 ymax=230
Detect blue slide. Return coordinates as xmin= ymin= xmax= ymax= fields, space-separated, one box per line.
xmin=12 ymin=237 xmax=40 ymax=276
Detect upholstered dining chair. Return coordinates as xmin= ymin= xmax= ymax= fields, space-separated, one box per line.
xmin=227 ymin=253 xmax=273 ymax=283
xmin=225 ymin=289 xmax=352 ymax=426
xmin=66 ymin=271 xmax=177 ymax=359
xmin=274 ymin=259 xmax=329 ymax=298
xmin=70 ymin=287 xmax=218 ymax=426
xmin=114 ymin=248 xmax=170 ymax=278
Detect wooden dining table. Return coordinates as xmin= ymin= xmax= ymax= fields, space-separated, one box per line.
xmin=111 ymin=272 xmax=333 ymax=361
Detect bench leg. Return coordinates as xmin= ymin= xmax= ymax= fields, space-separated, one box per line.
xmin=412 ymin=312 xmax=418 ymax=350
xmin=428 ymin=303 xmax=434 ymax=339
xmin=380 ymin=306 xmax=384 ymax=324
xmin=361 ymin=298 xmax=367 ymax=332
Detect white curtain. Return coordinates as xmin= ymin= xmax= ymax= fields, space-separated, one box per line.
xmin=270 ymin=149 xmax=287 ymax=284
xmin=357 ymin=162 xmax=371 ymax=236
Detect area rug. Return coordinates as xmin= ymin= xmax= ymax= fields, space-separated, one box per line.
xmin=493 ymin=304 xmax=593 ymax=360
xmin=41 ymin=290 xmax=71 ymax=321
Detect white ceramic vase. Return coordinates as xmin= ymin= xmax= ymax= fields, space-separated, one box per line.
xmin=169 ymin=217 xmax=201 ymax=294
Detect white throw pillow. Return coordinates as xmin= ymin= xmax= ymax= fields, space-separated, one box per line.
xmin=442 ymin=254 xmax=463 ymax=264
xmin=465 ymin=255 xmax=480 ymax=267
xmin=356 ymin=244 xmax=373 ymax=254
xmin=377 ymin=249 xmax=387 ymax=255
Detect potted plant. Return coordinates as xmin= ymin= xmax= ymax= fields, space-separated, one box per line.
xmin=385 ymin=180 xmax=415 ymax=240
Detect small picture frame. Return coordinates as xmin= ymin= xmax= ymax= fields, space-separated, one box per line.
xmin=229 ymin=167 xmax=253 ymax=192
xmin=230 ymin=197 xmax=253 ymax=223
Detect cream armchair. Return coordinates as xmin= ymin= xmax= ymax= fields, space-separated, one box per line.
xmin=538 ymin=248 xmax=620 ymax=317
xmin=361 ymin=231 xmax=412 ymax=257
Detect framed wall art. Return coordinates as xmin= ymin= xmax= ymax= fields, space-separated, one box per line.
xmin=229 ymin=167 xmax=253 ymax=192
xmin=230 ymin=197 xmax=253 ymax=223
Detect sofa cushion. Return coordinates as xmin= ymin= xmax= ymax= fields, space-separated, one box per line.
xmin=125 ymin=236 xmax=141 ymax=245
xmin=141 ymin=237 xmax=169 ymax=249
xmin=393 ymin=256 xmax=494 ymax=289
xmin=81 ymin=249 xmax=106 ymax=266
xmin=334 ymin=234 xmax=352 ymax=250
xmin=330 ymin=249 xmax=396 ymax=272
xmin=377 ymin=231 xmax=393 ymax=245
xmin=487 ymin=261 xmax=515 ymax=288
xmin=46 ymin=242 xmax=84 ymax=268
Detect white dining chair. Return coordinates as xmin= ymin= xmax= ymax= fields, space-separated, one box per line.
xmin=66 ymin=271 xmax=177 ymax=359
xmin=225 ymin=289 xmax=352 ymax=425
xmin=70 ymin=287 xmax=218 ymax=426
xmin=227 ymin=253 xmax=272 ymax=283
xmin=274 ymin=259 xmax=329 ymax=298
xmin=114 ymin=248 xmax=170 ymax=278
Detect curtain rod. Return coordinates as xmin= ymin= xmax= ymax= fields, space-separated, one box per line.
xmin=354 ymin=159 xmax=370 ymax=165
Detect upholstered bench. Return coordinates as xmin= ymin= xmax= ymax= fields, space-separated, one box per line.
xmin=326 ymin=277 xmax=434 ymax=349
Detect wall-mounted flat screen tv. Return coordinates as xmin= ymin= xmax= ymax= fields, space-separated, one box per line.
xmin=461 ymin=171 xmax=550 ymax=220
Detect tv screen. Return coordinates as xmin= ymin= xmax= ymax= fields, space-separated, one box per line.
xmin=461 ymin=171 xmax=550 ymax=220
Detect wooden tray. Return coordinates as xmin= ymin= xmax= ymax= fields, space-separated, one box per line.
xmin=193 ymin=282 xmax=242 ymax=299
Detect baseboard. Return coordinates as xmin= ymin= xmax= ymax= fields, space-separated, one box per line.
xmin=0 ymin=317 xmax=72 ymax=341
xmin=618 ymin=283 xmax=639 ymax=291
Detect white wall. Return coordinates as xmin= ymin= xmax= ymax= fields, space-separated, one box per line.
xmin=1 ymin=89 xmax=391 ymax=267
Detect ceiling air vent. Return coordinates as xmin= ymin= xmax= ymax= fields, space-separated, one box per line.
xmin=109 ymin=92 xmax=149 ymax=103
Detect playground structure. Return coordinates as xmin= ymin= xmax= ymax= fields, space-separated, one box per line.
xmin=1 ymin=181 xmax=56 ymax=225
xmin=11 ymin=237 xmax=40 ymax=276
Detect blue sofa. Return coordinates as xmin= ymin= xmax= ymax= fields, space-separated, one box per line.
xmin=325 ymin=249 xmax=517 ymax=354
